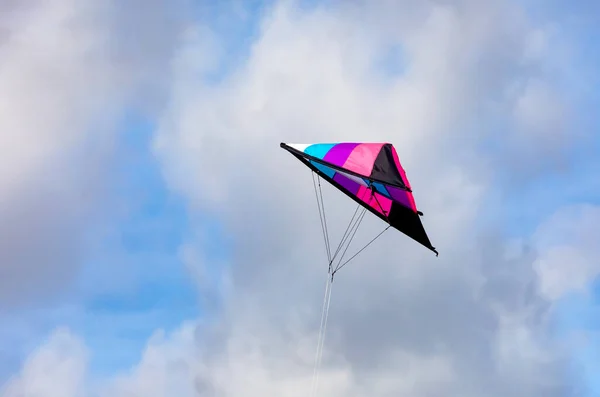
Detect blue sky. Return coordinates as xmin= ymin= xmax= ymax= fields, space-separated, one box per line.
xmin=74 ymin=113 xmax=200 ymax=375
xmin=0 ymin=113 xmax=201 ymax=378
xmin=1 ymin=1 xmax=600 ymax=395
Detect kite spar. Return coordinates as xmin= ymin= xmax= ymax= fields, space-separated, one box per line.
xmin=279 ymin=142 xmax=437 ymax=396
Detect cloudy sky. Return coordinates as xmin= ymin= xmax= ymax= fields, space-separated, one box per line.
xmin=0 ymin=0 xmax=599 ymax=396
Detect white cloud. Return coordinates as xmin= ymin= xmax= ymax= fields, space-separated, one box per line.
xmin=0 ymin=328 xmax=88 ymax=397
xmin=99 ymin=323 xmax=200 ymax=397
xmin=532 ymin=204 xmax=600 ymax=301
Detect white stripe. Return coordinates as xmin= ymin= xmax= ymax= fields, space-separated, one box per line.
xmin=336 ymin=168 xmax=368 ymax=186
xmin=286 ymin=143 xmax=311 ymax=152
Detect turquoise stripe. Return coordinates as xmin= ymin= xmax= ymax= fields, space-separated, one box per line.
xmin=304 ymin=143 xmax=336 ymax=161
xmin=310 ymin=160 xmax=336 ymax=179
xmin=371 ymin=181 xmax=392 ymax=198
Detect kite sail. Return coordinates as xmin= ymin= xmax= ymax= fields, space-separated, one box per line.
xmin=280 ymin=141 xmax=437 ymax=397
xmin=280 ymin=142 xmax=437 ymax=257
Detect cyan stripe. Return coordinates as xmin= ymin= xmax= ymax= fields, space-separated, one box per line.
xmin=305 ymin=143 xmax=336 ymax=161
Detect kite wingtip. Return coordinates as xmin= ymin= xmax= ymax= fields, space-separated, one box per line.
xmin=433 ymin=247 xmax=439 ymax=257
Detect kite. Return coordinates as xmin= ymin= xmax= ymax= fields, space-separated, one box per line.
xmin=280 ymin=142 xmax=437 ymax=261
xmin=280 ymin=141 xmax=437 ymax=396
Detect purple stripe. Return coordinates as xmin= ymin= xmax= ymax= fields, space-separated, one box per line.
xmin=388 ymin=186 xmax=412 ymax=209
xmin=333 ymin=172 xmax=360 ymax=195
xmin=323 ymin=143 xmax=360 ymax=167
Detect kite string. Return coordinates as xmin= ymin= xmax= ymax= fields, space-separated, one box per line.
xmin=310 ymin=270 xmax=333 ymax=397
xmin=311 ymin=272 xmax=333 ymax=396
xmin=314 ymin=274 xmax=333 ymax=395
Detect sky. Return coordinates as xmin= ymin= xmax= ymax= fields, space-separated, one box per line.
xmin=0 ymin=0 xmax=599 ymax=396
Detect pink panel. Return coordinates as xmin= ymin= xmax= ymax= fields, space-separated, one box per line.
xmin=342 ymin=143 xmax=384 ymax=177
xmin=357 ymin=186 xmax=392 ymax=216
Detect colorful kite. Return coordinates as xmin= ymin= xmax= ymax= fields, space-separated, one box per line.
xmin=280 ymin=142 xmax=437 ymax=263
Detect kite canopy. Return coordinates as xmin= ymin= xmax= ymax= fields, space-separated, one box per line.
xmin=280 ymin=142 xmax=437 ymax=255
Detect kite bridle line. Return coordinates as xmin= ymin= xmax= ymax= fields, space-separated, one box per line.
xmin=311 ymin=172 xmax=332 ymax=265
xmin=330 ymin=184 xmax=392 ymax=278
xmin=313 ymin=175 xmax=393 ymax=275
xmin=308 ymin=172 xmax=393 ymax=397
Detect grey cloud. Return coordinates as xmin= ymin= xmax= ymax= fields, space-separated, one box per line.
xmin=0 ymin=0 xmax=190 ymax=310
xmin=151 ymin=1 xmax=589 ymax=395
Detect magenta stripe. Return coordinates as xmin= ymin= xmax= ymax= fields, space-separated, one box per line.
xmin=323 ymin=143 xmax=360 ymax=167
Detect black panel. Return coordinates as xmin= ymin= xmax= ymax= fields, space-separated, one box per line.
xmin=388 ymin=202 xmax=437 ymax=255
xmin=370 ymin=144 xmax=406 ymax=189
